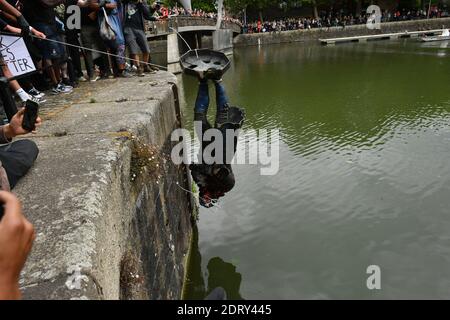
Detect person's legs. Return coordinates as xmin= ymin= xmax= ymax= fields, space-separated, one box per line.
xmin=33 ymin=23 xmax=62 ymax=90
xmin=33 ymin=60 xmax=48 ymax=90
xmin=53 ymin=61 xmax=62 ymax=82
xmin=0 ymin=140 xmax=39 ymax=189
xmin=124 ymin=27 xmax=140 ymax=70
xmin=94 ymin=56 xmax=111 ymax=78
xmin=134 ymin=29 xmax=151 ymax=72
xmin=213 ymin=80 xmax=244 ymax=162
xmin=66 ymin=31 xmax=83 ymax=78
xmin=0 ymin=58 xmax=18 ymax=121
xmin=25 ymin=39 xmax=49 ymax=92
xmin=143 ymin=52 xmax=158 ymax=72
xmin=214 ymin=80 xmax=229 ymax=112
xmin=110 ymin=49 xmax=120 ymax=77
xmin=23 ymin=38 xmax=47 ymax=95
xmin=65 ymin=57 xmax=77 ymax=86
xmin=142 ymin=52 xmax=150 ymax=66
xmin=2 ymin=65 xmax=30 ymax=103
xmin=56 ymin=34 xmax=71 ymax=84
xmin=18 ymin=77 xmax=46 ymax=102
xmin=194 ymin=80 xmax=212 ymax=164
xmin=18 ymin=78 xmax=32 ymax=92
xmin=44 ymin=60 xmax=56 ymax=84
xmin=51 ymin=60 xmax=73 ymax=94
xmin=58 ymin=60 xmax=75 ymax=89
xmin=58 ymin=60 xmax=69 ymax=83
xmin=80 ymin=46 xmax=94 ymax=78
xmin=52 ymin=33 xmax=74 ymax=90
xmin=194 ymin=79 xmax=211 ymax=145
xmin=130 ymin=53 xmax=141 ymax=75
xmin=115 ymin=44 xmax=129 ymax=77
xmin=195 ymin=80 xmax=210 ymax=114
xmin=80 ymin=26 xmax=97 ymax=79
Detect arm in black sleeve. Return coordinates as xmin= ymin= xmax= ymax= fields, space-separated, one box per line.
xmin=39 ymin=0 xmax=65 ymax=7
xmin=0 ymin=0 xmax=21 ymax=17
xmin=138 ymin=2 xmax=156 ymax=21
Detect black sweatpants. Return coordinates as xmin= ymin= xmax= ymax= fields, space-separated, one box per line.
xmin=66 ymin=31 xmax=83 ymax=79
xmin=0 ymin=140 xmax=39 ymax=189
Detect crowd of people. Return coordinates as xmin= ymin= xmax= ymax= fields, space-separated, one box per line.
xmin=0 ymin=0 xmax=167 ymax=300
xmin=243 ymin=8 xmax=449 ymax=33
xmin=160 ymin=5 xmax=242 ymax=25
xmin=0 ymin=0 xmax=163 ymax=112
xmin=0 ymin=0 xmax=241 ymax=110
xmin=0 ymin=0 xmax=243 ymax=114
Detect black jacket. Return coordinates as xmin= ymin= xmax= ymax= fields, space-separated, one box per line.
xmin=22 ymin=0 xmax=63 ymax=25
xmin=122 ymin=2 xmax=156 ymax=30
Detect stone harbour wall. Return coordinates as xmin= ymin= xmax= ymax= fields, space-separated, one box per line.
xmin=234 ymin=17 xmax=450 ymax=46
xmin=16 ymin=72 xmax=194 ymax=299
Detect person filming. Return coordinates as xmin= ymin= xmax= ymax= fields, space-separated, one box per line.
xmin=0 ymin=191 xmax=35 ymax=300
xmin=0 ymin=106 xmax=41 ymax=191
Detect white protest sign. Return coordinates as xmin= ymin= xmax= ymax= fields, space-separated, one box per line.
xmin=0 ymin=35 xmax=36 ymax=77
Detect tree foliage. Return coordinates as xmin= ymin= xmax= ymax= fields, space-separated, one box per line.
xmin=164 ymin=0 xmax=443 ymax=14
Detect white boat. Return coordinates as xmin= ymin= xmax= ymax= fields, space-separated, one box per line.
xmin=421 ymin=29 xmax=450 ymax=42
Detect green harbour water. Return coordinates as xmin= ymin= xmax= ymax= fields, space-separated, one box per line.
xmin=177 ymin=39 xmax=450 ymax=299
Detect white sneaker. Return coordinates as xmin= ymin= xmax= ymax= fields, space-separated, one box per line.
xmin=29 ymin=95 xmax=46 ymax=104
xmin=57 ymin=83 xmax=73 ymax=94
xmin=28 ymin=87 xmax=45 ymax=99
xmin=51 ymin=86 xmax=60 ymax=95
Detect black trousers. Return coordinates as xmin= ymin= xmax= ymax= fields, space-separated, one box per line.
xmin=66 ymin=31 xmax=83 ymax=79
xmin=0 ymin=140 xmax=39 ymax=189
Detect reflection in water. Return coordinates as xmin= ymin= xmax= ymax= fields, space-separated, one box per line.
xmin=206 ymin=257 xmax=243 ymax=300
xmin=184 ymin=226 xmax=243 ymax=300
xmin=420 ymin=40 xmax=450 ymax=49
xmin=183 ymin=226 xmax=205 ymax=300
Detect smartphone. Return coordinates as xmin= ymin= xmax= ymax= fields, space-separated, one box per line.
xmin=22 ymin=99 xmax=39 ymax=132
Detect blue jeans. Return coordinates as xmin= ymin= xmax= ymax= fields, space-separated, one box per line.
xmin=195 ymin=81 xmax=229 ymax=114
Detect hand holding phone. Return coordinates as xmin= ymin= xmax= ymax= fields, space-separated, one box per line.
xmin=21 ymin=100 xmax=39 ymax=132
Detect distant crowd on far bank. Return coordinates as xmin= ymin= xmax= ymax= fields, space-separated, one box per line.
xmin=243 ymin=8 xmax=448 ymax=34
